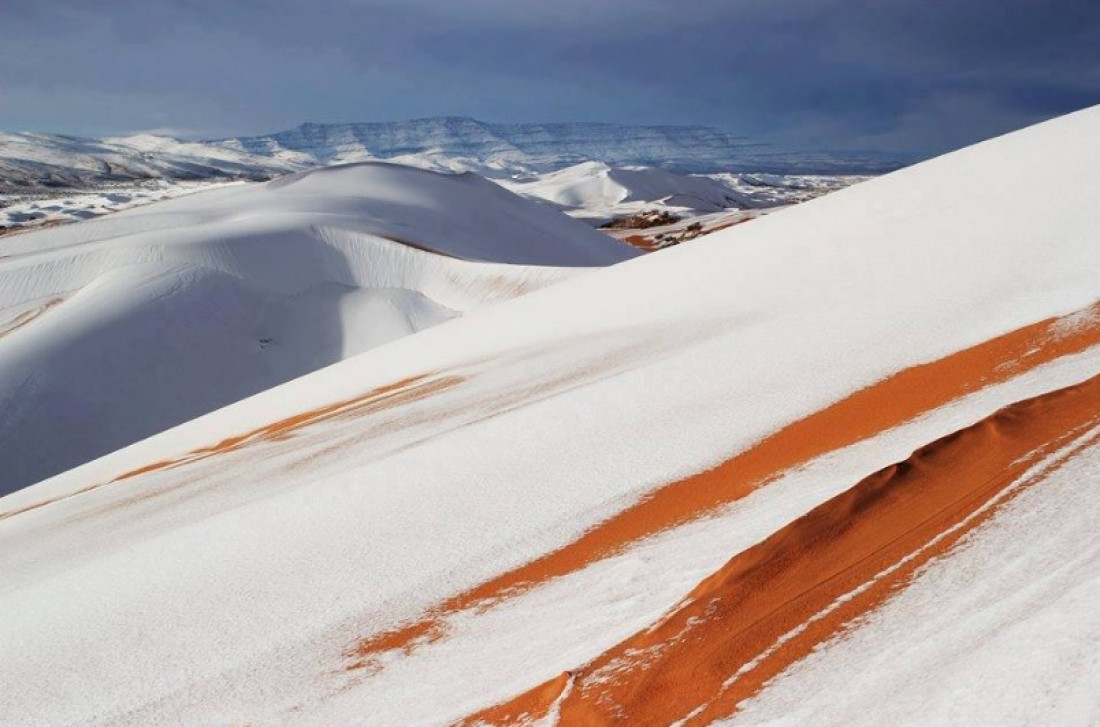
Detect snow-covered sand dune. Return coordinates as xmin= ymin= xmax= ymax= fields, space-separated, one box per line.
xmin=497 ymin=162 xmax=869 ymax=244
xmin=0 ymin=162 xmax=636 ymax=493
xmin=1 ymin=107 xmax=1098 ymax=726
xmin=498 ymin=161 xmax=755 ymax=219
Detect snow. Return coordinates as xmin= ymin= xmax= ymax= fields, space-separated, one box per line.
xmin=0 ymin=105 xmax=1098 ymax=725
xmin=217 ymin=118 xmax=903 ymax=175
xmin=2 ymin=121 xmax=877 ymax=240
xmin=0 ymin=180 xmax=237 ymax=232
xmin=1 ymin=119 xmax=899 ymax=200
xmin=0 ymin=162 xmax=635 ymax=492
xmin=0 ymin=130 xmax=299 ymax=192
xmin=707 ymin=172 xmax=875 ymax=207
xmin=496 ymin=161 xmax=753 ymax=218
xmin=494 ymin=161 xmax=869 ymax=224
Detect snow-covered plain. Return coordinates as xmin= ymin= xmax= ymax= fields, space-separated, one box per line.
xmin=0 ymin=162 xmax=636 ymax=493
xmin=0 ymin=179 xmax=237 ymax=233
xmin=1 ymin=107 xmax=1098 ymax=726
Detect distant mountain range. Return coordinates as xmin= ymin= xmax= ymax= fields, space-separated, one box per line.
xmin=0 ymin=117 xmax=909 ymax=193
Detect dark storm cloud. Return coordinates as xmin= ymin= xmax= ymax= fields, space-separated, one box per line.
xmin=1 ymin=0 xmax=1097 ymax=154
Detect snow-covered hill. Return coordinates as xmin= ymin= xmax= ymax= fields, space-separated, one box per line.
xmin=1 ymin=105 xmax=1096 ymax=726
xmin=497 ymin=161 xmax=756 ymax=220
xmin=0 ymin=162 xmax=636 ymax=493
xmin=495 ymin=162 xmax=870 ymax=247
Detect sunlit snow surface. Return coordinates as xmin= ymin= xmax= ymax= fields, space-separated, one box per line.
xmin=0 ymin=108 xmax=1098 ymax=725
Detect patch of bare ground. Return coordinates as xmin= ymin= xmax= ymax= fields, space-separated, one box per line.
xmin=599 ymin=210 xmax=681 ymax=231
xmin=611 ymin=209 xmax=773 ymax=251
xmin=0 ymin=296 xmax=65 ymax=340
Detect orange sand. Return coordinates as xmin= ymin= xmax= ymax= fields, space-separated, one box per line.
xmin=465 ymin=374 xmax=1100 ymax=726
xmin=0 ymin=296 xmax=63 ymax=340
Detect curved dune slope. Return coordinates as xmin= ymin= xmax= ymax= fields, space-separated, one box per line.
xmin=0 ymin=162 xmax=636 ymax=493
xmin=0 ymin=108 xmax=1098 ymax=725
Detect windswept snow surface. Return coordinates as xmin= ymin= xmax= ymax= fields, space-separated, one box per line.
xmin=0 ymin=162 xmax=636 ymax=493
xmin=1 ymin=107 xmax=1099 ymax=726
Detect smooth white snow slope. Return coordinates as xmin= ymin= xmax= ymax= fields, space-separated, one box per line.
xmin=1 ymin=107 xmax=1098 ymax=726
xmin=0 ymin=162 xmax=636 ymax=493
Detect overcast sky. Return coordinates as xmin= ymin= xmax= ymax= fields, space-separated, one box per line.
xmin=2 ymin=0 xmax=1098 ymax=155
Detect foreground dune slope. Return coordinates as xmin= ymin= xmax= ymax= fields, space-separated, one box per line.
xmin=0 ymin=162 xmax=637 ymax=494
xmin=1 ymin=108 xmax=1099 ymax=725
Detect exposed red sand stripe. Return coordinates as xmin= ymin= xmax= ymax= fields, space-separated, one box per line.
xmin=115 ymin=374 xmax=461 ymax=478
xmin=0 ymin=373 xmax=460 ymax=523
xmin=0 ymin=296 xmax=64 ymax=340
xmin=347 ymin=303 xmax=1100 ymax=667
xmin=464 ymin=374 xmax=1100 ymax=727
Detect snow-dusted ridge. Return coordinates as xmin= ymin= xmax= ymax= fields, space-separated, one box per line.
xmin=1 ymin=107 xmax=1098 ymax=725
xmin=0 ymin=117 xmax=905 ymax=196
xmin=0 ymin=129 xmax=298 ymax=193
xmin=216 ymin=117 xmax=904 ymax=175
